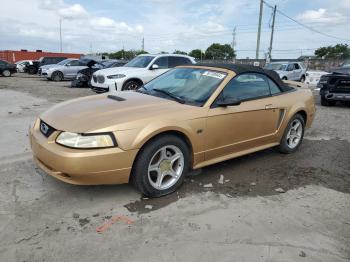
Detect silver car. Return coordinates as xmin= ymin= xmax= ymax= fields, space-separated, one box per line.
xmin=265 ymin=62 xmax=306 ymax=82
xmin=39 ymin=59 xmax=88 ymax=81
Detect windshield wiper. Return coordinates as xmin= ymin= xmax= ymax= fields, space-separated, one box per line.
xmin=152 ymin=88 xmax=185 ymax=104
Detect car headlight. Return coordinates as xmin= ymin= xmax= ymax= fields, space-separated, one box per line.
xmin=107 ymin=74 xmax=126 ymax=79
xmin=56 ymin=132 xmax=116 ymax=149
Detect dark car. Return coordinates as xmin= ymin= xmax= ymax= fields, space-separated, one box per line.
xmin=24 ymin=57 xmax=68 ymax=75
xmin=318 ymin=62 xmax=350 ymax=106
xmin=0 ymin=60 xmax=17 ymax=77
xmin=71 ymin=59 xmax=126 ymax=88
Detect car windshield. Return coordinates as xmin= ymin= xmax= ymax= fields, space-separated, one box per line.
xmin=57 ymin=59 xmax=71 ymax=65
xmin=102 ymin=60 xmax=118 ymax=68
xmin=140 ymin=68 xmax=227 ymax=106
xmin=265 ymin=63 xmax=288 ymax=71
xmin=124 ymin=56 xmax=155 ymax=68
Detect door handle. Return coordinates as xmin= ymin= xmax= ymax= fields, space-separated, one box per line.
xmin=265 ymin=104 xmax=274 ymax=109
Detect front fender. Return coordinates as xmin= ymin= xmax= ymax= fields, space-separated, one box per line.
xmin=114 ymin=118 xmax=205 ymax=153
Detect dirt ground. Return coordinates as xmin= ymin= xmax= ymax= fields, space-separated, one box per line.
xmin=0 ymin=74 xmax=349 ymax=262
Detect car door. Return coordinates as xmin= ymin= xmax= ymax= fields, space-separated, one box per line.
xmin=286 ymin=64 xmax=295 ymax=80
xmin=64 ymin=60 xmax=81 ymax=78
xmin=205 ymin=73 xmax=280 ymax=161
xmin=144 ymin=56 xmax=170 ymax=83
xmin=293 ymin=63 xmax=302 ymax=80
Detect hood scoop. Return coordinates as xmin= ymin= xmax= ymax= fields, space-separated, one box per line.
xmin=107 ymin=95 xmax=126 ymax=101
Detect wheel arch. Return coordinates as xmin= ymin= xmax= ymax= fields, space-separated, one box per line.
xmin=122 ymin=77 xmax=144 ymax=90
xmin=129 ymin=129 xmax=194 ymax=182
xmin=51 ymin=70 xmax=64 ymax=80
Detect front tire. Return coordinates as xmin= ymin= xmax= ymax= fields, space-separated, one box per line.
xmin=131 ymin=135 xmax=190 ymax=197
xmin=2 ymin=70 xmax=11 ymax=77
xmin=122 ymin=80 xmax=142 ymax=91
xmin=300 ymin=75 xmax=305 ymax=83
xmin=51 ymin=71 xmax=63 ymax=82
xmin=281 ymin=76 xmax=287 ymax=81
xmin=278 ymin=114 xmax=305 ymax=154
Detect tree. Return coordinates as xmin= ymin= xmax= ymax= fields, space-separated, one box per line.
xmin=205 ymin=43 xmax=236 ymax=60
xmin=173 ymin=50 xmax=187 ymax=55
xmin=315 ymin=44 xmax=350 ymax=59
xmin=108 ymin=50 xmax=148 ymax=60
xmin=188 ymin=49 xmax=204 ymax=60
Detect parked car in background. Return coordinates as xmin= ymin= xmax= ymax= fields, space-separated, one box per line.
xmin=39 ymin=58 xmax=92 ymax=81
xmin=265 ymin=62 xmax=306 ymax=82
xmin=318 ymin=62 xmax=350 ymax=106
xmin=38 ymin=56 xmax=67 ymax=67
xmin=24 ymin=61 xmax=40 ymax=74
xmin=30 ymin=64 xmax=315 ymax=197
xmin=91 ymin=54 xmax=196 ymax=93
xmin=71 ymin=59 xmax=127 ymax=88
xmin=0 ymin=60 xmax=17 ymax=77
xmin=24 ymin=57 xmax=68 ymax=75
xmin=305 ymin=70 xmax=329 ymax=86
xmin=15 ymin=60 xmax=33 ymax=73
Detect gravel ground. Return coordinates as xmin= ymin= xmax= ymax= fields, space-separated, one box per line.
xmin=0 ymin=73 xmax=349 ymax=262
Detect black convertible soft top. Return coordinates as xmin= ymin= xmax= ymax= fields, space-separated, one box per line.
xmin=196 ymin=63 xmax=293 ymax=92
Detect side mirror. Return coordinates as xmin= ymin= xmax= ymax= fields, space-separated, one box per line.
xmin=65 ymin=64 xmax=70 ymax=67
xmin=150 ymin=64 xmax=159 ymax=70
xmin=216 ymin=97 xmax=241 ymax=107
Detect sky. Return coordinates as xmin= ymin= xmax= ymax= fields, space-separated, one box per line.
xmin=0 ymin=0 xmax=350 ymax=58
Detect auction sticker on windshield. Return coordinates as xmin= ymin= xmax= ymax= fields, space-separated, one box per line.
xmin=202 ymin=71 xmax=226 ymax=79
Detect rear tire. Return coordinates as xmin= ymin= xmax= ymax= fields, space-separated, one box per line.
xmin=51 ymin=71 xmax=63 ymax=82
xmin=2 ymin=70 xmax=11 ymax=77
xmin=28 ymin=67 xmax=37 ymax=74
xmin=122 ymin=80 xmax=142 ymax=91
xmin=131 ymin=135 xmax=190 ymax=197
xmin=300 ymin=75 xmax=305 ymax=83
xmin=282 ymin=76 xmax=287 ymax=81
xmin=278 ymin=114 xmax=305 ymax=154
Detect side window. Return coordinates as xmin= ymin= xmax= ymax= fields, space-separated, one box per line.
xmin=221 ymin=73 xmax=271 ymax=101
xmin=153 ymin=57 xmax=168 ymax=69
xmin=287 ymin=64 xmax=294 ymax=71
xmin=169 ymin=57 xmax=191 ymax=67
xmin=294 ymin=63 xmax=300 ymax=70
xmin=68 ymin=60 xmax=79 ymax=66
xmin=267 ymin=78 xmax=281 ymax=95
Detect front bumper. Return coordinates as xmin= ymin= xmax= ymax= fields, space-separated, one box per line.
xmin=320 ymin=90 xmax=350 ymax=101
xmin=90 ymin=78 xmax=123 ymax=93
xmin=29 ymin=120 xmax=138 ymax=185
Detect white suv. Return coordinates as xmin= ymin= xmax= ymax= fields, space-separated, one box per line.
xmin=91 ymin=54 xmax=195 ymax=93
xmin=264 ymin=62 xmax=307 ymax=82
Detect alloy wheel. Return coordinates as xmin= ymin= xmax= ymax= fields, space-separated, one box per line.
xmin=147 ymin=145 xmax=184 ymax=190
xmin=286 ymin=119 xmax=303 ymax=149
xmin=2 ymin=70 xmax=11 ymax=77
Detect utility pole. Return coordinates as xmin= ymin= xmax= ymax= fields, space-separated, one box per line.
xmin=267 ymin=5 xmax=276 ymax=62
xmin=256 ymin=0 xmax=264 ymax=59
xmin=232 ymin=26 xmax=236 ymax=50
xmin=59 ymin=18 xmax=62 ymax=53
xmin=142 ymin=37 xmax=145 ymax=51
xmin=232 ymin=26 xmax=237 ymax=61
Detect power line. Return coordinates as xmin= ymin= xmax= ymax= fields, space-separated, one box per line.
xmin=263 ymin=0 xmax=350 ymax=42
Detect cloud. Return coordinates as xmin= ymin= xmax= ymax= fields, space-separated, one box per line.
xmin=57 ymin=4 xmax=88 ymax=19
xmin=296 ymin=8 xmax=347 ymax=24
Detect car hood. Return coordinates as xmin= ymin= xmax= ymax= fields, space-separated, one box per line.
xmin=274 ymin=70 xmax=286 ymax=75
xmin=94 ymin=66 xmax=147 ymax=76
xmin=40 ymin=92 xmax=204 ymax=133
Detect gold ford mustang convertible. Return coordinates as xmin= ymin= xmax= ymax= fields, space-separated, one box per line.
xmin=30 ymin=64 xmax=315 ymax=197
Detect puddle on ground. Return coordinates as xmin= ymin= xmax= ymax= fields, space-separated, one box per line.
xmin=125 ymin=139 xmax=350 ymax=214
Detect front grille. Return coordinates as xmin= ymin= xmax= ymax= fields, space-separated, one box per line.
xmin=97 ymin=75 xmax=105 ymax=83
xmin=40 ymin=120 xmax=56 ymax=138
xmin=92 ymin=74 xmax=97 ymax=83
